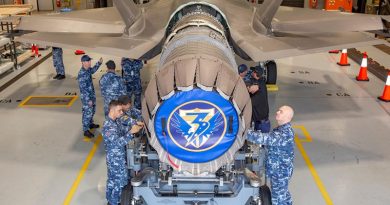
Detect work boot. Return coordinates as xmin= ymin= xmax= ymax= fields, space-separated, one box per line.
xmin=89 ymin=123 xmax=100 ymax=129
xmin=57 ymin=74 xmax=65 ymax=80
xmin=83 ymin=130 xmax=94 ymax=138
xmin=53 ymin=74 xmax=60 ymax=79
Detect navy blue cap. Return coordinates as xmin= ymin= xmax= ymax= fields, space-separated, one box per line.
xmin=106 ymin=60 xmax=116 ymax=69
xmin=81 ymin=55 xmax=92 ymax=62
xmin=238 ymin=64 xmax=248 ymax=73
xmin=251 ymin=66 xmax=264 ymax=76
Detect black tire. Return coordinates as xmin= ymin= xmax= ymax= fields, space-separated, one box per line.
xmin=120 ymin=184 xmax=133 ymax=205
xmin=260 ymin=185 xmax=272 ymax=205
xmin=265 ymin=61 xmax=277 ymax=85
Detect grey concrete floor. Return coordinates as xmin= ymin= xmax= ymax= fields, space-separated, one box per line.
xmin=0 ymin=47 xmax=389 ymax=205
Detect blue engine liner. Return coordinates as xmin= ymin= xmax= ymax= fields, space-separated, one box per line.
xmin=154 ymin=89 xmax=239 ymax=163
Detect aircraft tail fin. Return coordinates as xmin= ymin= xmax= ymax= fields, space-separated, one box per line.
xmin=252 ymin=0 xmax=283 ymax=34
xmin=113 ymin=0 xmax=141 ymax=29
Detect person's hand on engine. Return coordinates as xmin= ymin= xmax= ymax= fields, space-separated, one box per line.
xmin=136 ymin=121 xmax=145 ymax=127
xmin=130 ymin=124 xmax=143 ymax=134
xmin=249 ymin=85 xmax=259 ymax=94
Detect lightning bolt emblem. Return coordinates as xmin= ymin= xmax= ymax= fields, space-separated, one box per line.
xmin=179 ymin=108 xmax=214 ymax=148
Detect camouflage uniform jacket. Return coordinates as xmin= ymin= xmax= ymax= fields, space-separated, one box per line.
xmin=77 ymin=62 xmax=102 ymax=104
xmin=103 ymin=118 xmax=133 ymax=158
xmin=121 ymin=58 xmax=143 ymax=82
xmin=246 ymin=123 xmax=294 ymax=177
xmin=99 ymin=71 xmax=127 ymax=104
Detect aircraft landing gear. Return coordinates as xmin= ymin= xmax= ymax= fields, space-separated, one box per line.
xmin=265 ymin=60 xmax=277 ymax=85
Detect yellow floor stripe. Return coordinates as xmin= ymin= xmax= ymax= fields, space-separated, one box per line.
xmin=18 ymin=95 xmax=78 ymax=107
xmin=266 ymin=84 xmax=279 ymax=91
xmin=67 ymin=96 xmax=79 ymax=107
xmin=294 ymin=126 xmax=334 ymax=205
xmin=63 ymin=135 xmax=102 ymax=205
xmin=18 ymin=96 xmax=33 ymax=107
xmin=294 ymin=125 xmax=312 ymax=142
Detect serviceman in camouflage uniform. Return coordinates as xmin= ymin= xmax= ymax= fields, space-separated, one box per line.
xmin=246 ymin=105 xmax=295 ymax=205
xmin=77 ymin=55 xmax=103 ymax=138
xmin=103 ymin=100 xmax=143 ymax=205
xmin=121 ymin=58 xmax=143 ymax=110
xmin=52 ymin=47 xmax=65 ymax=80
xmin=116 ymin=95 xmax=144 ymax=188
xmin=99 ymin=60 xmax=127 ymax=116
xmin=118 ymin=95 xmax=143 ymax=128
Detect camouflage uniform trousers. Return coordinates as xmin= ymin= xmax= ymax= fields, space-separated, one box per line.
xmin=119 ymin=153 xmax=130 ymax=189
xmin=269 ymin=168 xmax=293 ymax=205
xmin=53 ymin=48 xmax=65 ymax=75
xmin=81 ymin=102 xmax=96 ymax=131
xmin=106 ymin=178 xmax=122 ymax=205
xmin=106 ymin=150 xmax=128 ymax=205
xmin=125 ymin=79 xmax=142 ymax=110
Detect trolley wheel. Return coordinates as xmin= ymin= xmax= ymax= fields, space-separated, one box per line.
xmin=120 ymin=184 xmax=133 ymax=205
xmin=259 ymin=185 xmax=272 ymax=205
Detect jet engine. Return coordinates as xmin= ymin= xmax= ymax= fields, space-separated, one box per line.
xmin=142 ymin=2 xmax=251 ymax=176
xmin=126 ymin=3 xmax=270 ymax=205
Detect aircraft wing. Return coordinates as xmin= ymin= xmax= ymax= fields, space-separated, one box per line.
xmin=16 ymin=32 xmax=155 ymax=58
xmin=16 ymin=0 xmax=173 ymax=59
xmin=217 ymin=1 xmax=386 ymax=61
xmin=271 ymin=7 xmax=383 ymax=33
xmin=232 ymin=31 xmax=384 ymax=61
xmin=17 ymin=7 xmax=125 ymax=34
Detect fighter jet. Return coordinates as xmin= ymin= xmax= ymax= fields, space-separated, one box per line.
xmin=16 ymin=0 xmax=387 ymax=61
xmin=15 ymin=0 xmax=389 ymax=175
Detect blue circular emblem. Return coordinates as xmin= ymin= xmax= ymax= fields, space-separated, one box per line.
xmin=154 ymin=89 xmax=239 ymax=163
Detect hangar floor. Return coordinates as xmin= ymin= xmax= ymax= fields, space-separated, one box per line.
xmin=0 ymin=47 xmax=389 ymax=205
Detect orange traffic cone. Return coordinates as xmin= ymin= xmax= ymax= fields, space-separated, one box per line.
xmin=329 ymin=49 xmax=340 ymax=54
xmin=378 ymin=72 xmax=390 ymax=102
xmin=356 ymin=52 xmax=369 ymax=81
xmin=74 ymin=50 xmax=85 ymax=55
xmin=337 ymin=49 xmax=350 ymax=66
